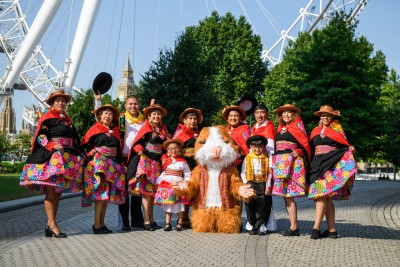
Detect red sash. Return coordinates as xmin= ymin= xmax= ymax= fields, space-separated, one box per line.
xmin=173 ymin=124 xmax=199 ymax=143
xmin=80 ymin=122 xmax=121 ymax=147
xmin=161 ymin=154 xmax=187 ymax=171
xmin=310 ymin=120 xmax=350 ymax=147
xmin=31 ymin=109 xmax=73 ymax=152
xmin=251 ymin=120 xmax=275 ymax=140
xmin=277 ymin=116 xmax=310 ymax=160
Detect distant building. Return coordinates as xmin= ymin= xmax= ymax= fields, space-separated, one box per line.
xmin=115 ymin=56 xmax=135 ymax=101
xmin=0 ymin=96 xmax=17 ymax=134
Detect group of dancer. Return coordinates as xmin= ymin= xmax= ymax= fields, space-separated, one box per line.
xmin=19 ymin=89 xmax=356 ymax=240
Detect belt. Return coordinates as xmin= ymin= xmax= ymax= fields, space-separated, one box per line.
xmin=52 ymin=137 xmax=73 ymax=147
xmin=165 ymin=169 xmax=183 ymax=177
xmin=94 ymin=146 xmax=117 ymax=157
xmin=315 ymin=145 xmax=337 ymax=155
xmin=145 ymin=143 xmax=163 ymax=154
xmin=276 ymin=141 xmax=297 ymax=151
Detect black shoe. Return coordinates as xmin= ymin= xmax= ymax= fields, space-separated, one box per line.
xmin=102 ymin=225 xmax=113 ymax=233
xmin=164 ymin=223 xmax=172 ymax=231
xmin=122 ymin=225 xmax=131 ymax=231
xmin=281 ymin=228 xmax=300 ymax=236
xmin=248 ymin=228 xmax=258 ymax=235
xmin=182 ymin=219 xmax=192 ymax=229
xmin=310 ymin=229 xmax=322 ymax=239
xmin=321 ymin=230 xmax=338 ymax=239
xmin=45 ymin=225 xmax=67 ymax=238
xmin=258 ymin=230 xmax=267 ymax=236
xmin=143 ymin=223 xmax=155 ymax=231
xmin=151 ymin=222 xmax=161 ymax=229
xmin=92 ymin=224 xmax=107 ymax=234
xmin=131 ymin=222 xmax=144 ymax=228
xmin=176 ymin=223 xmax=183 ymax=232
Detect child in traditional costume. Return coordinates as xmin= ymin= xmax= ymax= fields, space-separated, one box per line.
xmin=155 ymin=139 xmax=191 ymax=231
xmin=241 ymin=135 xmax=273 ymax=235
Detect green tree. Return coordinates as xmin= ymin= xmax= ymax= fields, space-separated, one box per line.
xmin=138 ymin=11 xmax=268 ymax=130
xmin=189 ymin=12 xmax=268 ymax=105
xmin=0 ymin=132 xmax=11 ymax=161
xmin=378 ymin=69 xmax=400 ymax=178
xmin=137 ymin=31 xmax=221 ymax=131
xmin=13 ymin=133 xmax=31 ymax=161
xmin=263 ymin=14 xmax=388 ymax=159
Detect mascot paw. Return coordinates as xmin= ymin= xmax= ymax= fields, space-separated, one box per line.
xmin=238 ymin=184 xmax=256 ymax=199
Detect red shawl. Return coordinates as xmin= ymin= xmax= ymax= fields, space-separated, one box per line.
xmin=251 ymin=120 xmax=275 ymax=140
xmin=310 ymin=120 xmax=351 ymax=147
xmin=161 ymin=154 xmax=187 ymax=171
xmin=173 ymin=123 xmax=199 ymax=143
xmin=276 ymin=116 xmax=311 ymax=160
xmin=80 ymin=121 xmax=121 ymax=146
xmin=128 ymin=120 xmax=169 ymax=160
xmin=226 ymin=124 xmax=251 ymax=155
xmin=31 ymin=108 xmax=73 ymax=152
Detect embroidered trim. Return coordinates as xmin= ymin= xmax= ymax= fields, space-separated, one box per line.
xmin=52 ymin=137 xmax=73 ymax=147
xmin=276 ymin=141 xmax=297 ymax=151
xmin=315 ymin=145 xmax=337 ymax=155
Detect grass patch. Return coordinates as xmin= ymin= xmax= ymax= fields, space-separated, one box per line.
xmin=0 ymin=173 xmax=42 ymax=202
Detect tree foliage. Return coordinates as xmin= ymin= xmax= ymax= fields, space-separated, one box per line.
xmin=263 ymin=14 xmax=388 ymax=159
xmin=378 ymin=69 xmax=400 ymax=167
xmin=0 ymin=132 xmax=11 ymax=161
xmin=137 ymin=11 xmax=268 ymax=131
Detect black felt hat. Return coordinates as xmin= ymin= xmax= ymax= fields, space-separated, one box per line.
xmin=246 ymin=135 xmax=267 ymax=148
xmin=235 ymin=95 xmax=258 ymax=116
xmin=92 ymin=72 xmax=113 ymax=95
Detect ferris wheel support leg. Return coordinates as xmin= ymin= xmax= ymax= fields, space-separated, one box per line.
xmin=64 ymin=0 xmax=102 ymax=95
xmin=3 ymin=0 xmax=63 ymax=90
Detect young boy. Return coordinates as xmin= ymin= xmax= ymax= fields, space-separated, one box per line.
xmin=241 ymin=135 xmax=273 ymax=235
xmin=155 ymin=139 xmax=191 ymax=231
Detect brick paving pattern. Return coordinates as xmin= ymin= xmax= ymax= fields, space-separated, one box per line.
xmin=0 ymin=181 xmax=399 ymax=266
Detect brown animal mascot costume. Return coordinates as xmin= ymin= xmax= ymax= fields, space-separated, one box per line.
xmin=175 ymin=126 xmax=255 ymax=233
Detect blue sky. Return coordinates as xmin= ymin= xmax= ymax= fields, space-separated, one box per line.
xmin=2 ymin=0 xmax=399 ymax=132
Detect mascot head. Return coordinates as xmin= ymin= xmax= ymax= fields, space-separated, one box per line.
xmin=195 ymin=126 xmax=238 ymax=169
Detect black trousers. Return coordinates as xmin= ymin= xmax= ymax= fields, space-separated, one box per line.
xmin=118 ymin=177 xmax=144 ymax=226
xmin=119 ymin=156 xmax=144 ymax=226
xmin=245 ymin=182 xmax=272 ymax=230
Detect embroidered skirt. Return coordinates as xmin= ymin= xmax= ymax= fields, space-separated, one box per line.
xmin=82 ymin=152 xmax=126 ymax=207
xmin=272 ymin=153 xmax=307 ymax=198
xmin=20 ymin=151 xmax=84 ymax=193
xmin=129 ymin=154 xmax=161 ymax=196
xmin=308 ymin=150 xmax=356 ymax=200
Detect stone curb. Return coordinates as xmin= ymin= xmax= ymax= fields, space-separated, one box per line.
xmin=0 ymin=192 xmax=81 ymax=213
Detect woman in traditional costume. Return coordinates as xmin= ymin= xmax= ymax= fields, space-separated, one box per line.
xmin=20 ymin=90 xmax=84 ymax=238
xmin=80 ymin=104 xmax=126 ymax=234
xmin=173 ymin=107 xmax=203 ymax=227
xmin=272 ymin=104 xmax=310 ymax=236
xmin=127 ymin=100 xmax=169 ymax=231
xmin=222 ymin=105 xmax=251 ymax=172
xmin=308 ymin=105 xmax=356 ymax=239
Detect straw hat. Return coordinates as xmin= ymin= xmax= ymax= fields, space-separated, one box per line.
xmin=222 ymin=105 xmax=246 ymax=121
xmin=163 ymin=138 xmax=184 ymax=150
xmin=45 ymin=89 xmax=71 ymax=105
xmin=179 ymin=108 xmax=203 ymax=124
xmin=313 ymin=105 xmax=341 ymax=117
xmin=273 ymin=104 xmax=301 ymax=115
xmin=95 ymin=104 xmax=120 ymax=125
xmin=143 ymin=99 xmax=167 ymax=118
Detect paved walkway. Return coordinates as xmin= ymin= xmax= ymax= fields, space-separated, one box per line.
xmin=0 ymin=181 xmax=399 ymax=267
